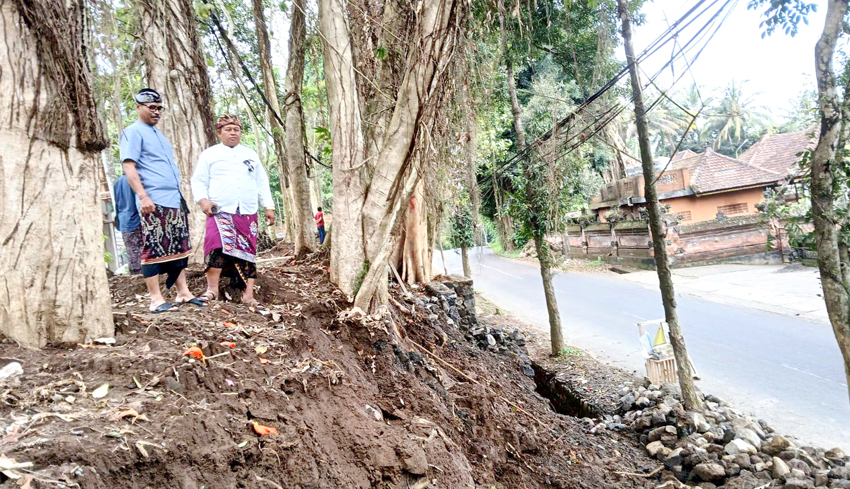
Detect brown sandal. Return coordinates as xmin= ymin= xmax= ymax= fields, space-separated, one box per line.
xmin=198 ymin=290 xmax=218 ymax=303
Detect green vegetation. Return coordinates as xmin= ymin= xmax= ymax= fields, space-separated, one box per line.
xmin=557 ymin=347 xmax=583 ymax=359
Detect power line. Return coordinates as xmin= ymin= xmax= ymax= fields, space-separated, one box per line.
xmin=482 ymin=0 xmax=736 ymax=190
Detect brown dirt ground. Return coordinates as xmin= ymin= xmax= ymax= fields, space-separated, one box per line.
xmin=0 ymin=247 xmax=658 ymax=489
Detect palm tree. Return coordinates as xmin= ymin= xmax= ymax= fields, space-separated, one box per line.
xmin=705 ymin=79 xmax=770 ymax=154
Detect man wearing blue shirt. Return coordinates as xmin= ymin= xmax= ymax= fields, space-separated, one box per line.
xmin=113 ymin=174 xmax=142 ymax=275
xmin=120 ymin=88 xmax=203 ymax=313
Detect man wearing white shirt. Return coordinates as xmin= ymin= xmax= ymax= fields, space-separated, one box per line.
xmin=191 ymin=115 xmax=275 ymax=306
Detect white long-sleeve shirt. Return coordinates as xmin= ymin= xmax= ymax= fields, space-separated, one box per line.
xmin=191 ymin=143 xmax=274 ymax=215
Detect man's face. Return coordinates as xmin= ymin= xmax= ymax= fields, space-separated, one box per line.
xmin=136 ymin=103 xmax=164 ymax=125
xmin=218 ymin=124 xmax=242 ymax=147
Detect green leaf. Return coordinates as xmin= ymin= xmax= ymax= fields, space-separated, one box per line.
xmin=375 ymin=47 xmax=388 ymax=60
xmin=195 ymin=2 xmax=213 ymax=19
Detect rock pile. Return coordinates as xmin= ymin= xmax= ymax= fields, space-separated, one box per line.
xmin=422 ymin=276 xmax=534 ymax=376
xmin=614 ymin=384 xmax=850 ymax=488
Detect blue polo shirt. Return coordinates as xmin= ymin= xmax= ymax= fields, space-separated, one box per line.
xmin=113 ymin=175 xmax=140 ymax=232
xmin=119 ymin=121 xmax=182 ymax=209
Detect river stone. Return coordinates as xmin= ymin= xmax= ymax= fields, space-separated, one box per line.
xmin=661 ymin=383 xmax=682 ymax=398
xmin=782 ymin=478 xmax=814 ymax=489
xmin=646 ymin=441 xmax=666 ymax=458
xmin=788 ymin=458 xmax=811 ymax=476
xmin=651 ymin=408 xmax=668 ymax=426
xmin=733 ymin=454 xmax=752 ymax=470
xmin=725 ymin=439 xmax=757 ymax=456
xmin=691 ymin=412 xmax=710 ymax=433
xmin=649 ymin=425 xmax=677 ymax=443
xmin=736 ymin=428 xmax=762 ymax=449
xmin=635 ymin=396 xmax=652 ymax=409
xmin=620 ymin=392 xmax=635 ymax=412
xmin=722 ymin=470 xmax=760 ymax=489
xmin=772 ymin=457 xmax=791 ymax=478
xmin=763 ymin=435 xmax=793 ymax=456
xmin=665 ymin=448 xmax=685 ymax=469
xmin=826 ymin=447 xmax=847 ymax=463
xmin=693 ymin=462 xmax=726 ymax=482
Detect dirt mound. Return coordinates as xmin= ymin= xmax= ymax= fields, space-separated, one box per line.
xmin=0 ymin=255 xmax=656 ymax=488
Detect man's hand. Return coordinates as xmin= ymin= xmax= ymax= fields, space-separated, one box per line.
xmin=139 ymin=195 xmax=155 ymax=214
xmin=265 ymin=209 xmax=276 ymax=227
xmin=199 ymin=199 xmax=218 ymax=216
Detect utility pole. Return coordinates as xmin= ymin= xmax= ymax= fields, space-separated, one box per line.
xmin=618 ymin=0 xmax=702 ymax=410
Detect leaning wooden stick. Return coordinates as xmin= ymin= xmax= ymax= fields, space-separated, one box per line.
xmin=389 ymin=262 xmax=409 ymax=295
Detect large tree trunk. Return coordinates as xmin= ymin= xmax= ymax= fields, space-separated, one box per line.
xmin=811 ymin=0 xmax=850 ymax=403
xmin=0 ymin=0 xmax=113 ymax=346
xmin=356 ymin=0 xmax=457 ymax=259
xmin=401 ymin=181 xmax=431 ymax=285
xmin=498 ymin=0 xmax=563 ymax=355
xmin=282 ymin=0 xmax=316 ymax=257
xmin=251 ymin=0 xmax=296 ymax=243
xmin=461 ymin=80 xmax=479 ymax=278
xmin=138 ymin=0 xmax=217 ymax=261
xmin=319 ymin=0 xmax=460 ymax=309
xmin=318 ymin=0 xmax=367 ymax=298
xmin=619 ymin=0 xmax=702 ymax=410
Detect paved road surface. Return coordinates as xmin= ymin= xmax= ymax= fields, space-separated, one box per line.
xmin=437 ymin=247 xmax=850 ymax=451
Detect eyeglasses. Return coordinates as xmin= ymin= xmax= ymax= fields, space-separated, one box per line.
xmin=145 ymin=105 xmax=165 ymax=112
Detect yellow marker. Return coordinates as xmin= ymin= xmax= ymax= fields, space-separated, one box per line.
xmin=653 ymin=325 xmax=667 ymax=346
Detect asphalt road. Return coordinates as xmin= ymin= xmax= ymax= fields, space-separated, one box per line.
xmin=437 ymin=247 xmax=850 ymax=451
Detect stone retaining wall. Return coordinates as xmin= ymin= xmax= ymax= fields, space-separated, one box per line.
xmin=565 ymin=215 xmax=789 ymax=268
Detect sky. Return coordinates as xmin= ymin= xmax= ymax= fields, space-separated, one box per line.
xmin=625 ymin=0 xmax=828 ymax=117
xmin=266 ymin=1 xmax=829 ymax=118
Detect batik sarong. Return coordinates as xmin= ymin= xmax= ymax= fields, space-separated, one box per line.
xmin=121 ymin=227 xmax=143 ymax=275
xmin=140 ymin=205 xmax=192 ymax=288
xmin=204 ymin=212 xmax=258 ymax=288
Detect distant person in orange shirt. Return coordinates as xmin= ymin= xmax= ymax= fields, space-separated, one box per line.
xmin=314 ymin=207 xmax=325 ymax=244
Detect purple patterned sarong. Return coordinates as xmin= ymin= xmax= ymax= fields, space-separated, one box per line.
xmin=204 ymin=212 xmax=258 ymax=262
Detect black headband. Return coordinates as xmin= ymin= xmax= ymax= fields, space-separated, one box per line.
xmin=134 ymin=89 xmax=162 ymax=104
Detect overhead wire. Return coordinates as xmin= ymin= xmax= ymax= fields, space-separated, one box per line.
xmin=480 ymin=0 xmax=737 ymax=197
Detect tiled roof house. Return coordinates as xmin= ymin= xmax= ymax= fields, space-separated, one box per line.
xmin=590 ymin=129 xmax=815 ymax=224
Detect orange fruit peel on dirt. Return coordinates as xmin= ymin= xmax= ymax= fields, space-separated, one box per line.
xmin=219 ymin=341 xmax=237 ymax=349
xmin=250 ymin=421 xmax=278 ymax=436
xmin=182 ymin=346 xmax=205 ymax=360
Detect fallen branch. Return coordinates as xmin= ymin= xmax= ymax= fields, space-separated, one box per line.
xmin=409 ymin=340 xmax=548 ymax=429
xmin=506 ymin=441 xmax=538 ymax=474
xmin=614 ymin=465 xmax=663 ymax=478
xmin=256 ymin=255 xmax=294 ymax=264
xmin=389 ymin=295 xmax=410 ymax=314
xmin=389 ymin=263 xmax=409 ymax=295
xmin=255 ymin=475 xmax=284 ymax=489
xmin=409 ymin=340 xmax=479 ymax=385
